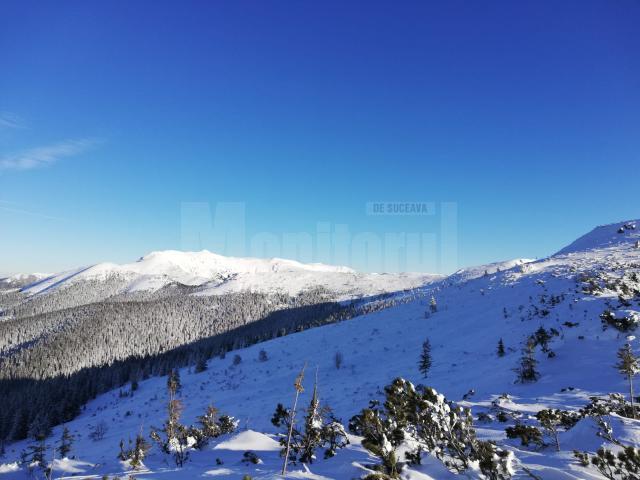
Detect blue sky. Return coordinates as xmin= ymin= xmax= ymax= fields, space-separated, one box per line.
xmin=1 ymin=0 xmax=638 ymax=274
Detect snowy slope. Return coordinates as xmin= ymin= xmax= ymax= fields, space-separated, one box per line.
xmin=1 ymin=219 xmax=639 ymax=479
xmin=556 ymin=219 xmax=639 ymax=255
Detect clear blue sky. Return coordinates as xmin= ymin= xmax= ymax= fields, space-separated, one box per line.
xmin=1 ymin=0 xmax=638 ymax=275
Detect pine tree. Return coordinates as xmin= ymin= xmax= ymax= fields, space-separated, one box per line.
xmin=516 ymin=341 xmax=539 ymax=383
xmin=419 ymin=339 xmax=432 ymax=378
xmin=616 ymin=343 xmax=640 ymax=419
xmin=57 ymin=426 xmax=74 ymax=457
xmin=497 ymin=338 xmax=505 ymax=357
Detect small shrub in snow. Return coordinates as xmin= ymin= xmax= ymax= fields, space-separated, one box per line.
xmin=535 ymin=409 xmax=580 ymax=451
xmin=582 ymin=393 xmax=639 ymax=427
xmin=242 ymin=451 xmax=260 ymax=464
xmin=118 ymin=434 xmax=150 ymax=469
xmin=504 ymin=424 xmax=543 ymax=449
xmin=233 ymin=354 xmax=242 ymax=366
xmin=258 ymin=349 xmax=268 ymax=362
xmin=601 ymin=310 xmax=639 ymax=332
xmin=574 ymin=446 xmax=640 ymax=480
xmin=530 ymin=327 xmax=558 ymax=354
xmin=497 ymin=338 xmax=505 ymax=357
xmin=192 ymin=405 xmax=238 ymax=449
xmin=89 ymin=421 xmax=108 ymax=441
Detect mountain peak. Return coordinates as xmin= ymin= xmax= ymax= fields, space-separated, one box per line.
xmin=555 ymin=219 xmax=639 ymax=256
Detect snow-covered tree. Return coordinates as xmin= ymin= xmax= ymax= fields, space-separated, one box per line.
xmin=151 ymin=374 xmax=191 ymax=467
xmin=193 ymin=405 xmax=237 ymax=449
xmin=272 ymin=378 xmax=348 ymax=466
xmin=349 ymin=378 xmax=513 ymax=478
xmin=118 ymin=434 xmax=151 ymax=469
xmin=299 ymin=382 xmax=324 ymax=464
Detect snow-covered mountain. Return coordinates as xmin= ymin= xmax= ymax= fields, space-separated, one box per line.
xmin=1 ymin=219 xmax=639 ymax=480
xmin=10 ymin=250 xmax=438 ymax=300
xmin=0 ymin=273 xmax=50 ymax=290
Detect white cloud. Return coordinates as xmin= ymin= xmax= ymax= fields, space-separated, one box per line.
xmin=0 ymin=112 xmax=25 ymax=129
xmin=0 ymin=138 xmax=98 ymax=171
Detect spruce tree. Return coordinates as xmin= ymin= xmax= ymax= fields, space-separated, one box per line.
xmin=419 ymin=339 xmax=432 ymax=378
xmin=57 ymin=426 xmax=74 ymax=457
xmin=497 ymin=339 xmax=505 ymax=357
xmin=516 ymin=341 xmax=539 ymax=383
xmin=21 ymin=438 xmax=47 ymax=470
xmin=616 ymin=343 xmax=639 ymax=419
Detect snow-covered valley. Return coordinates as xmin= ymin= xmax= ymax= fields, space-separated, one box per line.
xmin=1 ymin=219 xmax=640 ymax=479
